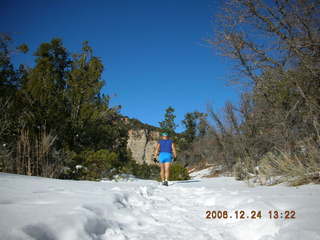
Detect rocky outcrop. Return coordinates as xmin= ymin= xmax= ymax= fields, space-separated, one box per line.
xmin=127 ymin=129 xmax=160 ymax=165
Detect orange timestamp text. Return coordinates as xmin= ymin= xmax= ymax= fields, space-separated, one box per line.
xmin=205 ymin=210 xmax=296 ymax=220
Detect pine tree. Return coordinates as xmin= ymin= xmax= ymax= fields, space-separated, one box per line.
xmin=23 ymin=38 xmax=70 ymax=134
xmin=0 ymin=34 xmax=27 ymax=98
xmin=159 ymin=106 xmax=177 ymax=136
xmin=182 ymin=112 xmax=197 ymax=143
xmin=0 ymin=36 xmax=131 ymax=179
xmin=182 ymin=111 xmax=208 ymax=143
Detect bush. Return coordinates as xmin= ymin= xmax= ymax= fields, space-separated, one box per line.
xmin=233 ymin=156 xmax=255 ymax=181
xmin=169 ymin=163 xmax=190 ymax=181
xmin=233 ymin=160 xmax=246 ymax=181
xmin=82 ymin=149 xmax=118 ymax=181
xmin=120 ymin=160 xmax=160 ymax=180
xmin=0 ymin=144 xmax=11 ymax=173
xmin=259 ymin=145 xmax=320 ymax=186
xmin=121 ymin=162 xmax=190 ymax=181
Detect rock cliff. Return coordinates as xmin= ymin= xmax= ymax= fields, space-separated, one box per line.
xmin=127 ymin=129 xmax=160 ymax=165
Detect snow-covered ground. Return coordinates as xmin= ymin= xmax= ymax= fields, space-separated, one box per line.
xmin=1 ymin=171 xmax=320 ymax=240
xmin=189 ymin=166 xmax=216 ymax=179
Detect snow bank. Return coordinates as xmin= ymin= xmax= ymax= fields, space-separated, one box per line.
xmin=1 ymin=172 xmax=320 ymax=240
xmin=189 ymin=166 xmax=215 ymax=179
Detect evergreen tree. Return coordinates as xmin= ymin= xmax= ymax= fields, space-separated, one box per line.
xmin=196 ymin=112 xmax=209 ymax=138
xmin=0 ymin=37 xmax=131 ymax=179
xmin=182 ymin=112 xmax=197 ymax=143
xmin=22 ymin=38 xmax=70 ymax=137
xmin=182 ymin=111 xmax=208 ymax=143
xmin=0 ymin=34 xmax=28 ymax=147
xmin=65 ymin=41 xmax=104 ymax=150
xmin=159 ymin=106 xmax=177 ymax=135
xmin=0 ymin=34 xmax=27 ymax=98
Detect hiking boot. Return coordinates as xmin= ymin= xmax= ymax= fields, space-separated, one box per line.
xmin=163 ymin=180 xmax=168 ymax=186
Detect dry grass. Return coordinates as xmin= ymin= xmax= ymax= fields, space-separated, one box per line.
xmin=15 ymin=127 xmax=61 ymax=178
xmin=259 ymin=143 xmax=320 ymax=186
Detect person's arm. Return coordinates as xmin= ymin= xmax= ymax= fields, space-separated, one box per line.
xmin=154 ymin=143 xmax=160 ymax=159
xmin=172 ymin=143 xmax=177 ymax=159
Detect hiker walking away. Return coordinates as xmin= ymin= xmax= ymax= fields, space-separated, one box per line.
xmin=153 ymin=132 xmax=177 ymax=186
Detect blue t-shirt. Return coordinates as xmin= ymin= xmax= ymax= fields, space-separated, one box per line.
xmin=159 ymin=139 xmax=173 ymax=153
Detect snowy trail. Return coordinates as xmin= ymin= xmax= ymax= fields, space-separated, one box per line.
xmin=1 ymin=172 xmax=320 ymax=240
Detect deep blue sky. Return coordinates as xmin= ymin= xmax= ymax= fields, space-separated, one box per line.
xmin=1 ymin=0 xmax=239 ymax=132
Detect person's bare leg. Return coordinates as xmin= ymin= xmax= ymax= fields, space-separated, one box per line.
xmin=160 ymin=163 xmax=165 ymax=182
xmin=164 ymin=162 xmax=171 ymax=181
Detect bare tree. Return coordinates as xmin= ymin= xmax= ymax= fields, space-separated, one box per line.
xmin=203 ymin=0 xmax=320 ymax=183
xmin=209 ymin=0 xmax=320 ymax=85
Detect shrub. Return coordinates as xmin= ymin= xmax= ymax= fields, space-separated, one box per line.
xmin=120 ymin=160 xmax=160 ymax=180
xmin=259 ymin=146 xmax=320 ymax=186
xmin=233 ymin=156 xmax=255 ymax=181
xmin=82 ymin=149 xmax=118 ymax=181
xmin=169 ymin=163 xmax=190 ymax=181
xmin=233 ymin=160 xmax=246 ymax=180
xmin=0 ymin=144 xmax=11 ymax=172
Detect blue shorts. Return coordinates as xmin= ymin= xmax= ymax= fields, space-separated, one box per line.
xmin=158 ymin=152 xmax=173 ymax=163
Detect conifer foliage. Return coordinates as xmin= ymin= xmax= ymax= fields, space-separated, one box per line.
xmin=0 ymin=36 xmax=129 ymax=180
